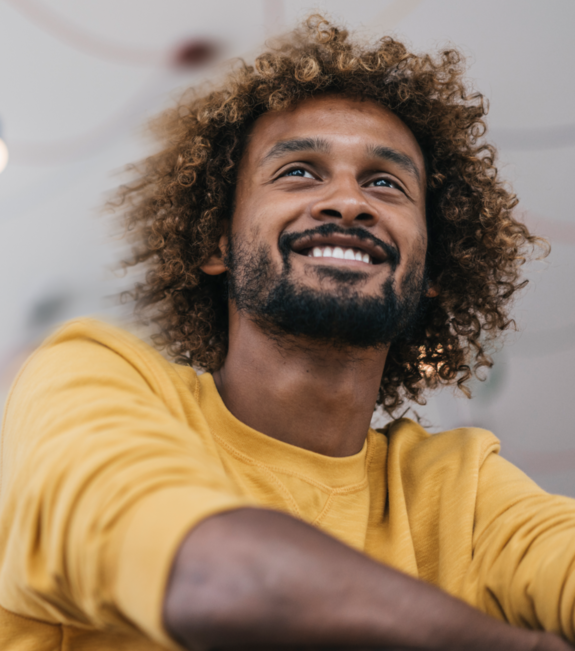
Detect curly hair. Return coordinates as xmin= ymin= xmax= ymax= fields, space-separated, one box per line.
xmin=116 ymin=15 xmax=546 ymax=415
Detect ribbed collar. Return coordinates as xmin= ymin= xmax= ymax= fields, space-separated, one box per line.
xmin=198 ymin=372 xmax=374 ymax=490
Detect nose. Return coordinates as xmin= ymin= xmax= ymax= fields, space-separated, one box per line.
xmin=310 ymin=177 xmax=377 ymax=226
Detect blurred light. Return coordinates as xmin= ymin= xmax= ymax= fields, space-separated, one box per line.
xmin=0 ymin=137 xmax=8 ymax=174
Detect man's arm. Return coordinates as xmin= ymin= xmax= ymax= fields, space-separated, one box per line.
xmin=0 ymin=321 xmax=253 ymax=645
xmin=468 ymin=452 xmax=575 ymax=638
xmin=164 ymin=508 xmax=571 ymax=651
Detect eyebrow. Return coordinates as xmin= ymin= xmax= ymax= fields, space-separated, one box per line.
xmin=259 ymin=137 xmax=422 ymax=184
xmin=259 ymin=137 xmax=331 ymax=166
xmin=367 ymin=144 xmax=422 ymax=183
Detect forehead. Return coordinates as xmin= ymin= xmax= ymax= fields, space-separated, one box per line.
xmin=244 ymin=94 xmax=424 ymax=171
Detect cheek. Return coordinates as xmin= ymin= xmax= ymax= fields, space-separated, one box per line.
xmin=230 ymin=212 xmax=275 ymax=265
xmin=399 ymin=227 xmax=428 ymax=276
xmin=231 ymin=173 xmax=265 ymax=232
xmin=234 ymin=201 xmax=285 ymax=248
xmin=230 ymin=194 xmax=262 ymax=243
xmin=415 ymin=230 xmax=428 ymax=261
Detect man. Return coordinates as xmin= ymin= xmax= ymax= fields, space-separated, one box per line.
xmin=0 ymin=15 xmax=573 ymax=651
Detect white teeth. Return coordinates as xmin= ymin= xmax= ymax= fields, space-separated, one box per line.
xmin=307 ymin=245 xmax=372 ymax=264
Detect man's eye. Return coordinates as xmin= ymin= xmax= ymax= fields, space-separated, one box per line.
xmin=370 ymin=177 xmax=399 ymax=189
xmin=283 ymin=168 xmax=314 ymax=179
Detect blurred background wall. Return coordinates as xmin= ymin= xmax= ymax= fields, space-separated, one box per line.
xmin=1 ymin=0 xmax=574 ymax=493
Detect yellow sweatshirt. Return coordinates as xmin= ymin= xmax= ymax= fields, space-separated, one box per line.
xmin=1 ymin=318 xmax=575 ymax=650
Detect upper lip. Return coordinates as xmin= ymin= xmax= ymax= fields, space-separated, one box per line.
xmin=290 ymin=232 xmax=388 ymax=264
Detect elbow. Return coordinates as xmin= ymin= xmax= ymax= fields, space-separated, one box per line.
xmin=162 ymin=509 xmax=305 ymax=649
xmin=163 ymin=563 xmax=280 ymax=650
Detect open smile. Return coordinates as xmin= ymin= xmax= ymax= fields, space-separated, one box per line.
xmin=290 ymin=233 xmax=388 ymax=267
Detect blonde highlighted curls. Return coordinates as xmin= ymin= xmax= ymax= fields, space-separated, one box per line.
xmin=117 ymin=15 xmax=547 ymax=415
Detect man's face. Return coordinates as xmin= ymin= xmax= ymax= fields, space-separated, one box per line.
xmin=226 ymin=94 xmax=429 ymax=348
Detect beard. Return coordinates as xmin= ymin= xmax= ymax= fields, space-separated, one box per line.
xmin=226 ymin=223 xmax=428 ymax=350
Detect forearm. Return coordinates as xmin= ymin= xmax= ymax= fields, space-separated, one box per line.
xmin=163 ymin=508 xmax=571 ymax=651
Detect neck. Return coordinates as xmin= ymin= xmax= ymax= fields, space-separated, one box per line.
xmin=212 ymin=310 xmax=388 ymax=457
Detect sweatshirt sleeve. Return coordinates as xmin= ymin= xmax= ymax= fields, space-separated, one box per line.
xmin=467 ymin=450 xmax=575 ymax=640
xmin=0 ymin=320 xmax=255 ymax=649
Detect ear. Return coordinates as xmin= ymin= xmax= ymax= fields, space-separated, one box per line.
xmin=200 ymin=232 xmax=229 ymax=276
xmin=425 ymin=284 xmax=439 ymax=298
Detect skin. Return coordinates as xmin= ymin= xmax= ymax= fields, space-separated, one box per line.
xmin=164 ymin=96 xmax=573 ymax=650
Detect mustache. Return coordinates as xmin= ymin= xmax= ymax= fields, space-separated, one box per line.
xmin=278 ymin=222 xmax=400 ymax=270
